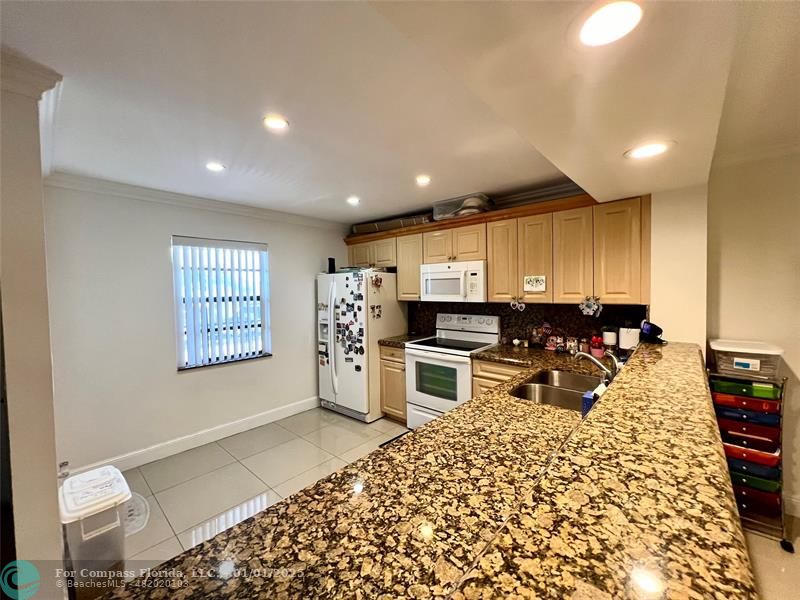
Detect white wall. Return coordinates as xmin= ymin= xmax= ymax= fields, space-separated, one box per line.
xmin=708 ymin=152 xmax=800 ymax=514
xmin=649 ymin=184 xmax=708 ymax=350
xmin=44 ymin=174 xmax=347 ymax=471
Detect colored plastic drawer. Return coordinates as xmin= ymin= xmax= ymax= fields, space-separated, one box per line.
xmin=722 ymin=432 xmax=779 ymax=453
xmin=734 ymin=485 xmax=781 ymax=517
xmin=727 ymin=458 xmax=781 ymax=480
xmin=729 ymin=471 xmax=781 ymax=493
xmin=712 ymin=392 xmax=780 ymax=414
xmin=715 ymin=406 xmax=781 ymax=426
xmin=717 ymin=418 xmax=780 ymax=442
xmin=723 ymin=442 xmax=781 ymax=467
xmin=711 ymin=379 xmax=781 ymax=400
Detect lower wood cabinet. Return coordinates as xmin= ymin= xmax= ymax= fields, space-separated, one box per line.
xmin=379 ymin=347 xmax=406 ymax=423
xmin=472 ymin=359 xmax=526 ymax=398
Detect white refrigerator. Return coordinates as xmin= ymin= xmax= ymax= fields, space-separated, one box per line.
xmin=317 ymin=270 xmax=406 ymax=422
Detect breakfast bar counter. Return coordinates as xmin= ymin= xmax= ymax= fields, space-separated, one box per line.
xmin=104 ymin=343 xmax=756 ymax=599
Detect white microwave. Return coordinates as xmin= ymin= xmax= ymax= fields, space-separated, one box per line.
xmin=420 ymin=260 xmax=486 ymax=302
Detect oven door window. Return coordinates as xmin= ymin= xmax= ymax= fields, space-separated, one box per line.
xmin=415 ymin=361 xmax=458 ymax=402
xmin=424 ymin=275 xmax=462 ymax=297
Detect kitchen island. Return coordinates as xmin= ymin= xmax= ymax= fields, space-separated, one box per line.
xmin=104 ymin=343 xmax=756 ymax=599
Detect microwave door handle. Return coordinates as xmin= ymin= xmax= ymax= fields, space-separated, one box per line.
xmin=328 ymin=279 xmax=338 ymax=394
xmin=461 ymin=270 xmax=467 ymax=299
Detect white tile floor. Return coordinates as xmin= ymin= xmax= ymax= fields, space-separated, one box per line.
xmin=121 ymin=408 xmax=800 ymax=597
xmin=745 ymin=517 xmax=800 ymax=600
xmin=122 ymin=407 xmax=408 ymax=568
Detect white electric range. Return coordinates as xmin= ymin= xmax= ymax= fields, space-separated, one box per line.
xmin=404 ymin=313 xmax=500 ymax=429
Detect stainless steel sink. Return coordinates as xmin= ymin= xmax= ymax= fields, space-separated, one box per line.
xmin=528 ymin=370 xmax=602 ymax=392
xmin=509 ymin=384 xmax=584 ymax=412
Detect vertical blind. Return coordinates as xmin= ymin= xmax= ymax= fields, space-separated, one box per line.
xmin=171 ymin=236 xmax=271 ymax=369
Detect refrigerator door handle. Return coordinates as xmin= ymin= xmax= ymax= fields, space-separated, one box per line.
xmin=328 ymin=279 xmax=339 ymax=395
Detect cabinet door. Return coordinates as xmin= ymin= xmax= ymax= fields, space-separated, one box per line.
xmin=372 ymin=238 xmax=397 ymax=267
xmin=453 ymin=224 xmax=487 ymax=261
xmin=380 ymin=359 xmax=407 ymax=422
xmin=396 ymin=234 xmax=423 ymax=301
xmin=472 ymin=376 xmax=499 ymax=398
xmin=517 ymin=214 xmax=553 ymax=303
xmin=487 ymin=219 xmax=518 ymax=302
xmin=553 ymin=207 xmax=593 ymax=303
xmin=594 ymin=198 xmax=641 ymax=304
xmin=349 ymin=242 xmax=372 ymax=267
xmin=423 ymin=230 xmax=453 ymax=263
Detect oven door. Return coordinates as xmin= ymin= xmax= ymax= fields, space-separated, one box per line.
xmin=405 ymin=348 xmax=472 ymax=415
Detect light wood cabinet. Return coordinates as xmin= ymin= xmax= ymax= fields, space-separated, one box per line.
xmin=487 ymin=219 xmax=518 ymax=302
xmin=593 ymin=198 xmax=641 ymax=304
xmin=348 ymin=238 xmax=396 ymax=268
xmin=553 ymin=207 xmax=593 ymax=303
xmin=423 ymin=224 xmax=486 ymax=263
xmin=379 ymin=347 xmax=406 ymax=423
xmin=518 ymin=213 xmax=553 ymax=303
xmin=472 ymin=359 xmax=526 ymax=398
xmin=452 ymin=224 xmax=486 ymax=261
xmin=349 ymin=242 xmax=372 ymax=268
xmin=472 ymin=377 xmax=500 ymax=397
xmin=396 ymin=234 xmax=423 ymax=301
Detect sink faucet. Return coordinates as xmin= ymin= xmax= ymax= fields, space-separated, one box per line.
xmin=604 ymin=349 xmax=623 ymax=377
xmin=574 ymin=351 xmax=613 ymax=381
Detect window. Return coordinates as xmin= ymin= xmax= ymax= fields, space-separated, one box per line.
xmin=171 ymin=236 xmax=271 ymax=370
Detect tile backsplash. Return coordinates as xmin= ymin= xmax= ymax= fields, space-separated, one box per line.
xmin=407 ymin=302 xmax=648 ymax=343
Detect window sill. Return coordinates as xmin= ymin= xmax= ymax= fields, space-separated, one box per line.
xmin=177 ymin=353 xmax=273 ymax=372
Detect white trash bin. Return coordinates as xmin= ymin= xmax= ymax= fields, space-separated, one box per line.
xmin=59 ymin=466 xmax=131 ymax=578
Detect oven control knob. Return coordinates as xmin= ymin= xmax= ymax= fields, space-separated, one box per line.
xmin=485 ymin=318 xmax=493 ymax=325
xmin=478 ymin=318 xmax=485 ymax=324
xmin=445 ymin=315 xmax=452 ymax=322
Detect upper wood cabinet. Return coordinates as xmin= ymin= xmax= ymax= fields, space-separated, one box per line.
xmin=396 ymin=234 xmax=423 ymax=301
xmin=517 ymin=213 xmax=553 ymax=303
xmin=349 ymin=242 xmax=372 ymax=268
xmin=452 ymin=224 xmax=486 ymax=261
xmin=348 ymin=238 xmax=396 ymax=268
xmin=593 ymin=198 xmax=642 ymax=304
xmin=553 ymin=207 xmax=593 ymax=303
xmin=487 ymin=220 xmax=518 ymax=302
xmin=423 ymin=224 xmax=486 ymax=263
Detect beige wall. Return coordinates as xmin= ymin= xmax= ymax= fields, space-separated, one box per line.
xmin=1 ymin=51 xmax=63 ymax=571
xmin=650 ymin=184 xmax=708 ymax=350
xmin=44 ymin=175 xmax=348 ymax=472
xmin=708 ymin=152 xmax=800 ymax=514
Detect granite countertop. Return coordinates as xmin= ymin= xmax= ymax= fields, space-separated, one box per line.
xmin=473 ymin=344 xmax=614 ymax=368
xmin=104 ymin=343 xmax=755 ymax=599
xmin=378 ymin=333 xmax=431 ymax=348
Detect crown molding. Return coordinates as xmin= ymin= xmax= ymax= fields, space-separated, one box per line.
xmin=39 ymin=81 xmax=62 ymax=177
xmin=44 ymin=172 xmax=348 ymax=232
xmin=1 ymin=47 xmax=62 ymax=99
xmin=713 ymin=141 xmax=800 ymax=168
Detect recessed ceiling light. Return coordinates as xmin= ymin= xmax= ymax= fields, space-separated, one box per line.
xmin=263 ymin=113 xmax=289 ymax=131
xmin=415 ymin=174 xmax=431 ymax=187
xmin=205 ymin=161 xmax=226 ymax=172
xmin=580 ymin=1 xmax=643 ymax=47
xmin=624 ymin=141 xmax=673 ymax=159
xmin=346 ymin=195 xmax=360 ymax=206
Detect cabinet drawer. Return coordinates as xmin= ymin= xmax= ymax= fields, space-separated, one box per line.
xmin=723 ymin=442 xmax=781 ymax=467
xmin=379 ymin=346 xmax=405 ymax=363
xmin=727 ymin=458 xmax=781 ymax=481
xmin=472 ymin=359 xmax=526 ymax=382
xmin=710 ymin=379 xmax=781 ymax=400
xmin=718 ymin=418 xmax=780 ymax=442
xmin=721 ymin=431 xmax=779 ymax=453
xmin=714 ymin=406 xmax=781 ymax=426
xmin=713 ymin=392 xmax=780 ymax=414
xmin=733 ymin=485 xmax=782 ymax=517
xmin=730 ymin=471 xmax=781 ymax=493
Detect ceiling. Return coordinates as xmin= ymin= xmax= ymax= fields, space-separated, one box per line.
xmin=713 ymin=1 xmax=800 ymax=166
xmin=2 ymin=1 xmax=796 ymax=222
